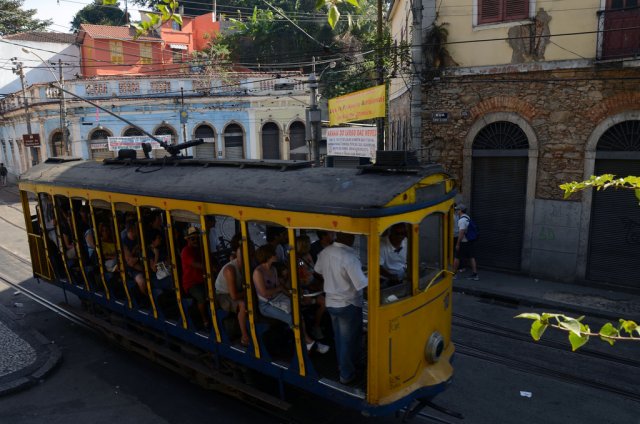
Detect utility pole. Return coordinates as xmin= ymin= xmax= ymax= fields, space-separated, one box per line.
xmin=307 ymin=57 xmax=321 ymax=166
xmin=181 ymin=87 xmax=188 ymax=145
xmin=58 ymin=59 xmax=69 ymax=156
xmin=12 ymin=59 xmax=36 ymax=164
xmin=376 ymin=0 xmax=385 ymax=152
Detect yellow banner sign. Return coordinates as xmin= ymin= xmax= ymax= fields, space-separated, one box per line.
xmin=328 ymin=85 xmax=386 ymax=126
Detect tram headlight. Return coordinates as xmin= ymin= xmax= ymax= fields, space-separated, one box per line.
xmin=425 ymin=331 xmax=445 ymax=363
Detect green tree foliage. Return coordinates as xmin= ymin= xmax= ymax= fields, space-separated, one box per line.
xmin=0 ymin=0 xmax=51 ymax=35
xmin=71 ymin=0 xmax=129 ymax=32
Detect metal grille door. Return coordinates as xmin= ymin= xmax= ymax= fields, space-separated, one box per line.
xmin=261 ymin=123 xmax=280 ymax=160
xmin=471 ymin=156 xmax=528 ymax=270
xmin=587 ymin=159 xmax=640 ymax=287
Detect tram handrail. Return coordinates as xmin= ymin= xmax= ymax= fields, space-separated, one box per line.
xmin=422 ymin=269 xmax=451 ymax=293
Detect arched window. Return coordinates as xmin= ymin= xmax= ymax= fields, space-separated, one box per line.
xmin=472 ymin=121 xmax=529 ymax=150
xmin=89 ymin=128 xmax=113 ymax=160
xmin=261 ymin=122 xmax=280 ymax=160
xmin=123 ymin=127 xmax=143 ymax=137
xmin=224 ymin=124 xmax=244 ymax=159
xmin=155 ymin=125 xmax=177 ymax=144
xmin=194 ymin=124 xmax=216 ymax=159
xmin=51 ymin=130 xmax=64 ymax=157
xmin=289 ymin=121 xmax=306 ymax=160
xmin=596 ymin=120 xmax=640 ymax=151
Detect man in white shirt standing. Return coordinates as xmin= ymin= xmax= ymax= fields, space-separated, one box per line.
xmin=379 ymin=223 xmax=408 ymax=284
xmin=315 ymin=232 xmax=368 ymax=385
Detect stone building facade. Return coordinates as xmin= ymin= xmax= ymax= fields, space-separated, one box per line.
xmin=421 ymin=64 xmax=640 ymax=288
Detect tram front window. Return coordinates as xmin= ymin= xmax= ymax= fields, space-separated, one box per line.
xmin=418 ymin=213 xmax=444 ymax=290
xmin=379 ymin=222 xmax=413 ymax=305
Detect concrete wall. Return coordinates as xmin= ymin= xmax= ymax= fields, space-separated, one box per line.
xmin=439 ymin=0 xmax=600 ymax=67
xmin=530 ymin=199 xmax=582 ymax=282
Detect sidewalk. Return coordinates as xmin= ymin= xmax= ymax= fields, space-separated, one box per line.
xmin=0 ymin=301 xmax=61 ymax=396
xmin=454 ymin=269 xmax=640 ymax=322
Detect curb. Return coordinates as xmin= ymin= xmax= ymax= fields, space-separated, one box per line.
xmin=453 ymin=285 xmax=640 ymax=323
xmin=0 ymin=302 xmax=62 ymax=396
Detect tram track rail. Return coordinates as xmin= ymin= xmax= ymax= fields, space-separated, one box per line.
xmin=455 ymin=341 xmax=640 ymax=403
xmin=453 ymin=312 xmax=640 ymax=369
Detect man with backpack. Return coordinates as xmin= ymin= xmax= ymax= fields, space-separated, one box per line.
xmin=452 ymin=204 xmax=479 ymax=281
xmin=0 ymin=163 xmax=7 ymax=186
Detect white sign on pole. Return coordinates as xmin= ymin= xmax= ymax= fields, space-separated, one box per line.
xmin=107 ymin=135 xmax=172 ymax=151
xmin=327 ymin=127 xmax=377 ymax=159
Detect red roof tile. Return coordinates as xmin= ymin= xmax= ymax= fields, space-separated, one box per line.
xmin=79 ymin=24 xmax=161 ymax=42
xmin=3 ymin=31 xmax=75 ymax=44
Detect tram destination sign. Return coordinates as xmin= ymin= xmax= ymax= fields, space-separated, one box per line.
xmin=327 ymin=127 xmax=377 ymax=159
xmin=107 ymin=135 xmax=172 ymax=151
xmin=22 ymin=134 xmax=41 ymax=147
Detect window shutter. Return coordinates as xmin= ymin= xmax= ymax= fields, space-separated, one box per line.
xmin=505 ymin=0 xmax=529 ymax=20
xmin=479 ymin=0 xmax=503 ymax=24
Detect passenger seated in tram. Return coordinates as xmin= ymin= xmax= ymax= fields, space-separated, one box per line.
xmin=180 ymin=227 xmax=210 ymax=329
xmin=295 ymin=235 xmax=327 ymax=340
xmin=214 ymin=242 xmax=250 ymax=347
xmin=59 ymin=208 xmax=78 ymax=268
xmin=253 ymin=244 xmax=329 ymax=353
xmin=98 ymin=222 xmax=118 ymax=273
xmin=265 ymin=226 xmax=287 ymax=264
xmin=379 ymin=223 xmax=408 ymax=286
xmin=148 ymin=229 xmax=173 ymax=296
xmin=122 ymin=222 xmax=147 ymax=297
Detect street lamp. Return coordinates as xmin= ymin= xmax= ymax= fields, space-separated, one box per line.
xmin=22 ymin=47 xmax=69 ymax=156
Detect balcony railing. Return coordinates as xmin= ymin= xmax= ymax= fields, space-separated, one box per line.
xmin=0 ymin=73 xmax=308 ymax=113
xmin=597 ymin=6 xmax=640 ymax=60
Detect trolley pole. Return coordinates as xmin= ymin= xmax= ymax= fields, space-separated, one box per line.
xmin=58 ymin=59 xmax=69 ymax=156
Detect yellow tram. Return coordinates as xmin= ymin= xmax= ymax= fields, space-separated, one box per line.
xmin=18 ymin=154 xmax=455 ymax=416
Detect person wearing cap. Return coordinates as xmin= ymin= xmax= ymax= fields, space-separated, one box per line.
xmin=452 ymin=204 xmax=479 ymax=281
xmin=181 ymin=226 xmax=210 ymax=329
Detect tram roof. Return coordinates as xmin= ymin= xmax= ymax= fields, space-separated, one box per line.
xmin=20 ymin=159 xmax=450 ymax=217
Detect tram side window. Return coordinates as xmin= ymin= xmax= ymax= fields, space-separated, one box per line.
xmin=54 ymin=195 xmax=80 ymax=282
xmin=171 ymin=210 xmax=210 ymax=330
xmin=379 ymin=222 xmax=412 ymax=305
xmin=418 ymin=213 xmax=444 ymax=291
xmin=140 ymin=207 xmax=178 ymax=315
xmin=72 ymin=198 xmax=100 ymax=290
xmin=91 ymin=203 xmax=124 ymax=298
xmin=115 ymin=204 xmax=147 ymax=303
xmin=39 ymin=193 xmax=64 ymax=279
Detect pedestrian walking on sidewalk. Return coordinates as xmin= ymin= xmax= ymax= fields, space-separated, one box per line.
xmin=0 ymin=163 xmax=7 ymax=186
xmin=452 ymin=204 xmax=479 ymax=280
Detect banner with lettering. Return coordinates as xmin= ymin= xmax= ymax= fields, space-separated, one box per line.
xmin=328 ymin=85 xmax=386 ymax=126
xmin=327 ymin=127 xmax=377 ymax=159
xmin=107 ymin=135 xmax=171 ymax=151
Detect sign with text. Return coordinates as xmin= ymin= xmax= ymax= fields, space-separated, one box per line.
xmin=431 ymin=112 xmax=449 ymax=123
xmin=22 ymin=134 xmax=41 ymax=147
xmin=327 ymin=127 xmax=377 ymax=159
xmin=107 ymin=135 xmax=171 ymax=151
xmin=328 ymin=85 xmax=386 ymax=126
